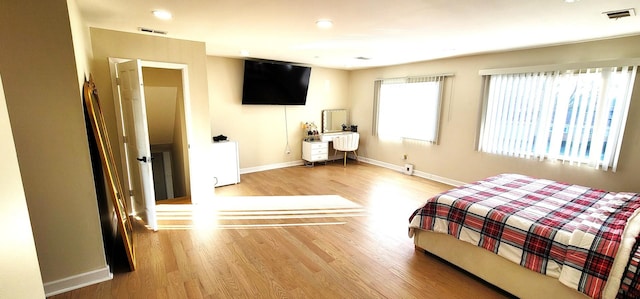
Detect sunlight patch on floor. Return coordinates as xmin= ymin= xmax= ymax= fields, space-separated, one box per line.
xmin=155 ymin=195 xmax=366 ymax=230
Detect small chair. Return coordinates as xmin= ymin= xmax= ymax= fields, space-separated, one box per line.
xmin=333 ymin=133 xmax=359 ymax=167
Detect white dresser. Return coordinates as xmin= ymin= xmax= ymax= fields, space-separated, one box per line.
xmin=212 ymin=140 xmax=240 ymax=187
xmin=302 ymin=141 xmax=328 ymax=163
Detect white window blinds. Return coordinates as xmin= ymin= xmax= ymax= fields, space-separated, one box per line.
xmin=373 ymin=75 xmax=446 ymax=142
xmin=478 ymin=65 xmax=637 ymax=171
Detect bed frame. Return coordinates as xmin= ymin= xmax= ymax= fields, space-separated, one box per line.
xmin=413 ymin=229 xmax=590 ymax=299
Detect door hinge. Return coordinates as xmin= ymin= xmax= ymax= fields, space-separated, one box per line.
xmin=123 ymin=135 xmax=127 ymax=143
xmin=129 ymin=190 xmax=134 ymax=196
xmin=115 ymin=77 xmax=121 ymax=86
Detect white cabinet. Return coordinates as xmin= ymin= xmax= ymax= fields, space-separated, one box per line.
xmin=302 ymin=141 xmax=328 ymax=163
xmin=212 ymin=141 xmax=240 ymax=187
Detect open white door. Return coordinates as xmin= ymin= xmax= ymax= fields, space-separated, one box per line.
xmin=117 ymin=59 xmax=157 ymax=231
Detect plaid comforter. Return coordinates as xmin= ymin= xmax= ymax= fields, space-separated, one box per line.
xmin=408 ymin=174 xmax=640 ymax=299
xmin=618 ymin=235 xmax=640 ymax=298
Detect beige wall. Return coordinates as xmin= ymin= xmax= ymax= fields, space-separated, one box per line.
xmin=0 ymin=0 xmax=107 ymax=285
xmin=0 ymin=74 xmax=46 ymax=298
xmin=206 ymin=56 xmax=350 ymax=169
xmin=349 ymin=35 xmax=640 ymax=192
xmin=90 ymin=28 xmax=214 ymax=202
xmin=68 ymin=0 xmax=92 ymax=89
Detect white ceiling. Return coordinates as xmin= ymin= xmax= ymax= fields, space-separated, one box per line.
xmin=76 ymin=0 xmax=640 ymax=69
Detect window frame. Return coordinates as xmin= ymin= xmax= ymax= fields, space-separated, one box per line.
xmin=372 ymin=74 xmax=450 ymax=143
xmin=477 ymin=61 xmax=639 ymax=172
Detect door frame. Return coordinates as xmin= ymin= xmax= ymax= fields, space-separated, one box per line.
xmin=108 ymin=58 xmax=194 ymax=217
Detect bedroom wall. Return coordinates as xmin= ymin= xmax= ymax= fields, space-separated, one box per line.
xmin=89 ymin=28 xmax=214 ymax=202
xmin=0 ymin=73 xmax=46 ymax=298
xmin=206 ymin=56 xmax=350 ymax=170
xmin=0 ymin=0 xmax=108 ymax=288
xmin=349 ymin=35 xmax=640 ymax=192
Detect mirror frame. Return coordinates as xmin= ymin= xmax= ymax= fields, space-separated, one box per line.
xmin=322 ymin=109 xmax=348 ymax=133
xmin=84 ymin=75 xmax=136 ymax=270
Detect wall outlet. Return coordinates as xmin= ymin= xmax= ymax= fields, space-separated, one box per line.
xmin=403 ymin=163 xmax=414 ymax=175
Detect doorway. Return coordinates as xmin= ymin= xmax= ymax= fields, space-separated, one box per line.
xmin=109 ymin=59 xmax=192 ymax=231
xmin=141 ymin=67 xmax=188 ymax=201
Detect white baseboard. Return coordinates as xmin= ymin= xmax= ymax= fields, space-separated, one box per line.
xmin=357 ymin=156 xmax=465 ymax=187
xmin=238 ymin=156 xmax=466 ymax=187
xmin=240 ymin=160 xmax=304 ymax=174
xmin=412 ymin=169 xmax=466 ymax=187
xmin=44 ymin=266 xmax=112 ymax=297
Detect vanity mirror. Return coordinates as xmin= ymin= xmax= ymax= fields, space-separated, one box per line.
xmin=322 ymin=109 xmax=348 ymax=133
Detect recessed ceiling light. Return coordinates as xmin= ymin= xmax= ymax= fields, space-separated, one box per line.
xmin=564 ymin=0 xmax=579 ymax=3
xmin=240 ymin=49 xmax=250 ymax=56
xmin=316 ymin=19 xmax=333 ymax=29
xmin=152 ymin=10 xmax=172 ymax=20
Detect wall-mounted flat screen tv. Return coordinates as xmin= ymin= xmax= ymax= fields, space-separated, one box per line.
xmin=241 ymin=59 xmax=312 ymax=105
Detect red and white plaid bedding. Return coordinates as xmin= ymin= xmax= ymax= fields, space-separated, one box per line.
xmin=617 ymin=235 xmax=640 ymax=298
xmin=408 ymin=174 xmax=640 ymax=299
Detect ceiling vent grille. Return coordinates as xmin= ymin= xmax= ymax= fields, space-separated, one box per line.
xmin=138 ymin=27 xmax=168 ymax=35
xmin=603 ymin=8 xmax=635 ymax=19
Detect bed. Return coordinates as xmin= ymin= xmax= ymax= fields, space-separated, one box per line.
xmin=408 ymin=174 xmax=640 ymax=299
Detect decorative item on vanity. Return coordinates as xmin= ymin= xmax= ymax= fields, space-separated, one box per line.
xmin=302 ymin=122 xmax=319 ymax=141
xmin=341 ymin=124 xmax=357 ymax=132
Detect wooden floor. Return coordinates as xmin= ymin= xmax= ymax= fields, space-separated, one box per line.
xmin=50 ymin=162 xmax=513 ymax=299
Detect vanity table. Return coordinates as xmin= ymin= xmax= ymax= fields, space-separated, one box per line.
xmin=302 ymin=132 xmax=358 ymax=163
xmin=302 ymin=109 xmax=357 ymax=165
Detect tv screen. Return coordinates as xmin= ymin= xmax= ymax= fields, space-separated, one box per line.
xmin=241 ymin=59 xmax=311 ymax=105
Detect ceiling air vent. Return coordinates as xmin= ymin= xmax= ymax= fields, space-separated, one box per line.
xmin=138 ymin=27 xmax=168 ymax=35
xmin=603 ymin=8 xmax=635 ymax=19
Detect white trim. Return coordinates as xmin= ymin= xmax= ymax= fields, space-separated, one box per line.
xmin=240 ymin=160 xmax=305 ymax=174
xmin=412 ymin=169 xmax=465 ymax=187
xmin=237 ymin=157 xmax=465 ymax=187
xmin=479 ymin=58 xmax=640 ymax=75
xmin=355 ymin=156 xmax=465 ymax=187
xmin=139 ymin=60 xmax=186 ymax=70
xmin=108 ymin=57 xmax=134 ymax=215
xmin=109 ymin=57 xmax=194 ymax=215
xmin=44 ymin=266 xmax=112 ymax=297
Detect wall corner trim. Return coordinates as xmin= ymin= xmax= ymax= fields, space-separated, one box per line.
xmin=43 ymin=266 xmax=112 ymax=297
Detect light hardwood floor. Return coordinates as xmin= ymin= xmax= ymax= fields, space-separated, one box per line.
xmin=50 ymin=162 xmax=513 ymax=299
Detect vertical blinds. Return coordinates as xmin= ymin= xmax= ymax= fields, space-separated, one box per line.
xmin=373 ymin=75 xmax=448 ymax=143
xmin=478 ymin=65 xmax=637 ymax=171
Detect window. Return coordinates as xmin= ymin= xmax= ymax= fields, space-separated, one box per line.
xmin=478 ymin=65 xmax=637 ymax=171
xmin=373 ymin=75 xmax=446 ymax=142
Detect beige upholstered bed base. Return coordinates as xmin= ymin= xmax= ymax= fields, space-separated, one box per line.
xmin=413 ymin=229 xmax=590 ymax=299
